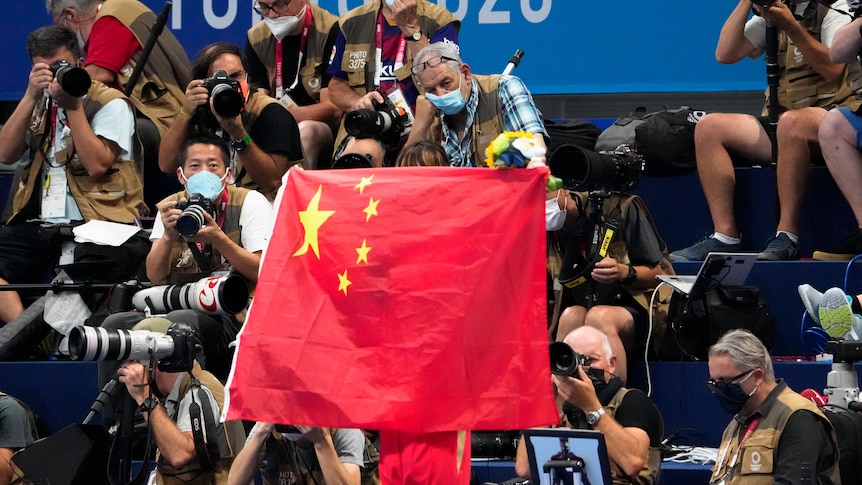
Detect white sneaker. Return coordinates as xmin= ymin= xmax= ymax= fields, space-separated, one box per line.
xmin=819 ymin=287 xmax=855 ymax=339
xmin=798 ymin=284 xmax=824 ymax=323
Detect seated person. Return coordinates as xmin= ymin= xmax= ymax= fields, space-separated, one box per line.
xmin=406 ymin=42 xmax=547 ymax=167
xmin=707 ymin=329 xmax=840 ymax=484
xmin=101 ymin=134 xmax=273 ymax=381
xmin=159 ymin=43 xmax=304 ymax=201
xmin=228 ymin=423 xmax=365 ymax=485
xmin=515 ymin=327 xmax=664 ymax=484
xmin=117 ymin=318 xmax=246 ymax=484
xmin=245 ymin=0 xmax=342 ymax=169
xmin=798 ymin=284 xmax=862 ymax=339
xmin=394 ymin=139 xmax=448 ymax=166
xmin=0 ymin=393 xmax=36 ymax=485
xmin=549 ymin=180 xmax=674 ymax=383
xmin=670 ymin=0 xmax=862 ymax=262
xmin=327 ymin=0 xmax=459 ymax=167
xmin=0 ymin=26 xmax=145 ymax=325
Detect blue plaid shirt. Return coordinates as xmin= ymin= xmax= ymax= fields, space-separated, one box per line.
xmin=443 ymin=75 xmax=547 ymax=167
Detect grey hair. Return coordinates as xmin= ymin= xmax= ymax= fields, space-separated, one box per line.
xmin=45 ymin=0 xmax=100 ymax=16
xmin=708 ymin=329 xmax=775 ymax=380
xmin=563 ymin=327 xmax=614 ymax=366
xmin=414 ymin=42 xmax=462 ymax=73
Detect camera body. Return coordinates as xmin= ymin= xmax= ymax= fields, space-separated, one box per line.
xmin=68 ymin=322 xmax=197 ymax=373
xmin=549 ymin=143 xmax=644 ymax=193
xmin=344 ymin=95 xmax=409 ymax=143
xmin=49 ymin=60 xmax=91 ymax=98
xmin=549 ymin=342 xmax=590 ymax=377
xmin=175 ymin=193 xmax=216 ymax=237
xmin=200 ymin=70 xmax=244 ymax=118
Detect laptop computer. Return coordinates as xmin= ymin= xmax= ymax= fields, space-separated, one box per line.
xmin=656 ymin=252 xmax=757 ymax=297
xmin=521 ymin=428 xmax=613 ymax=485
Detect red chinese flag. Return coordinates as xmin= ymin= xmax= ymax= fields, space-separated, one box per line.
xmin=226 ymin=167 xmax=558 ymax=432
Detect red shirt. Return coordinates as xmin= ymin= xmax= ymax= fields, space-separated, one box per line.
xmin=84 ymin=15 xmax=140 ymax=87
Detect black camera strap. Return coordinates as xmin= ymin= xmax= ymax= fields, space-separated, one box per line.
xmin=188 ymin=375 xmax=221 ymax=473
xmin=187 ymin=242 xmax=213 ymax=273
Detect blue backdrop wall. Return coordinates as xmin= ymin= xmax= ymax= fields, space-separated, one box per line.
xmin=1 ymin=0 xmax=764 ymax=101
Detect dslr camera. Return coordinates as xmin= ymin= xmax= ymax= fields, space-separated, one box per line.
xmin=549 ymin=342 xmax=590 ymax=377
xmin=49 ymin=60 xmax=91 ymax=98
xmin=68 ymin=322 xmax=197 ymax=373
xmin=200 ymin=70 xmax=244 ymax=118
xmin=344 ymin=95 xmax=409 ymax=143
xmin=549 ymin=143 xmax=644 ymax=193
xmin=175 ymin=193 xmax=216 ymax=237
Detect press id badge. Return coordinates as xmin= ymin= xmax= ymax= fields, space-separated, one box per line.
xmin=41 ymin=166 xmax=67 ymax=219
xmin=386 ymin=87 xmax=415 ymax=133
xmin=279 ymin=92 xmax=298 ymax=110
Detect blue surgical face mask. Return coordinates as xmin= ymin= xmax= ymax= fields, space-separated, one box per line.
xmin=385 ymin=0 xmax=395 ymax=6
xmin=181 ymin=169 xmax=228 ymax=201
xmin=425 ymin=74 xmax=466 ymax=116
xmin=708 ymin=371 xmax=756 ymax=415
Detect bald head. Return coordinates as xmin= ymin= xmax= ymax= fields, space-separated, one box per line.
xmin=563 ymin=326 xmax=615 ymax=371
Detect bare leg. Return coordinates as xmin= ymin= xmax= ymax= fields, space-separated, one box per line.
xmin=0 ymin=277 xmax=23 ymax=325
xmin=775 ymin=107 xmax=825 ymax=235
xmin=582 ymin=305 xmax=635 ymax=383
xmin=820 ymin=109 xmax=862 ymax=228
xmin=694 ymin=113 xmax=773 ymax=237
xmin=298 ymin=120 xmax=335 ymax=170
xmin=556 ymin=305 xmax=588 ymax=342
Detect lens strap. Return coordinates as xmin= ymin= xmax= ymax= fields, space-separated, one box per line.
xmin=187 ymin=242 xmax=213 ymax=273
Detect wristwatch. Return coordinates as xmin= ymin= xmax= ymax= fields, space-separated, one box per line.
xmin=139 ymin=396 xmax=161 ymax=413
xmin=622 ymin=264 xmax=637 ymax=286
xmin=586 ymin=407 xmax=605 ymax=426
xmin=231 ymin=133 xmax=251 ymax=152
xmin=404 ymin=30 xmax=422 ymax=41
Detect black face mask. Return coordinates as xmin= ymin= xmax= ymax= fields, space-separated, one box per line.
xmin=712 ymin=382 xmax=753 ymax=415
xmin=586 ymin=367 xmax=607 ymax=393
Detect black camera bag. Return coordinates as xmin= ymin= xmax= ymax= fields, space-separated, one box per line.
xmin=657 ymin=285 xmax=774 ymax=361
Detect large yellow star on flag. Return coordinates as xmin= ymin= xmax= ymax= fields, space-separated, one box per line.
xmin=354 ymin=174 xmax=374 ymax=194
xmin=293 ymin=185 xmax=335 ymax=258
xmin=363 ymin=197 xmax=380 ymax=222
xmin=355 ymin=239 xmax=371 ymax=264
xmin=337 ymin=270 xmax=352 ymax=295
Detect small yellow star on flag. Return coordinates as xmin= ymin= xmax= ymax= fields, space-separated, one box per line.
xmin=337 ymin=270 xmax=352 ymax=295
xmin=356 ymin=239 xmax=371 ymax=264
xmin=363 ymin=198 xmax=380 ymax=222
xmin=294 ymin=185 xmax=335 ymax=258
xmin=354 ymin=174 xmax=374 ymax=195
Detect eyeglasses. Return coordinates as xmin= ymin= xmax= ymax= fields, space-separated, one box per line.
xmin=253 ymin=0 xmax=292 ymax=16
xmin=411 ymin=55 xmax=458 ymax=75
xmin=705 ymin=369 xmax=755 ymax=394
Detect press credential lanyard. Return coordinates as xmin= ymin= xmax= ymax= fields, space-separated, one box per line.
xmin=374 ymin=12 xmax=407 ymax=91
xmin=274 ymin=7 xmax=313 ymax=99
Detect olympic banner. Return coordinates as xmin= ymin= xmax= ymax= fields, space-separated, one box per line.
xmin=0 ymin=0 xmax=762 ymax=101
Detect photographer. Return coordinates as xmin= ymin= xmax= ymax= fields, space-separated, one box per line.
xmin=707 ymin=329 xmax=840 ymax=484
xmin=228 ymin=423 xmax=364 ymax=485
xmin=548 ymin=146 xmax=674 ymax=383
xmin=515 ymin=327 xmax=664 ymax=484
xmin=245 ymin=0 xmax=342 ymax=170
xmin=100 ymin=134 xmax=272 ymax=382
xmin=406 ymin=42 xmax=548 ymax=167
xmin=159 ymin=43 xmax=304 ymax=201
xmin=671 ymin=0 xmax=862 ymax=262
xmin=0 ymin=26 xmax=145 ymax=326
xmin=327 ymin=0 xmax=460 ymax=167
xmin=0 ymin=393 xmax=35 ymax=485
xmin=116 ymin=319 xmax=246 ymax=484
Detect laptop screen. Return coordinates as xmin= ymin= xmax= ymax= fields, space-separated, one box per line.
xmin=522 ymin=428 xmax=613 ymax=485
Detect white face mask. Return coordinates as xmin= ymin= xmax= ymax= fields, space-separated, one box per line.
xmin=545 ymin=195 xmax=567 ymax=231
xmin=264 ymin=6 xmax=305 ymax=41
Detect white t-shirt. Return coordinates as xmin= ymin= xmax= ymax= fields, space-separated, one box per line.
xmin=150 ymin=187 xmax=274 ymax=256
xmin=744 ymin=0 xmax=851 ymax=57
xmin=41 ymin=97 xmax=135 ymax=222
